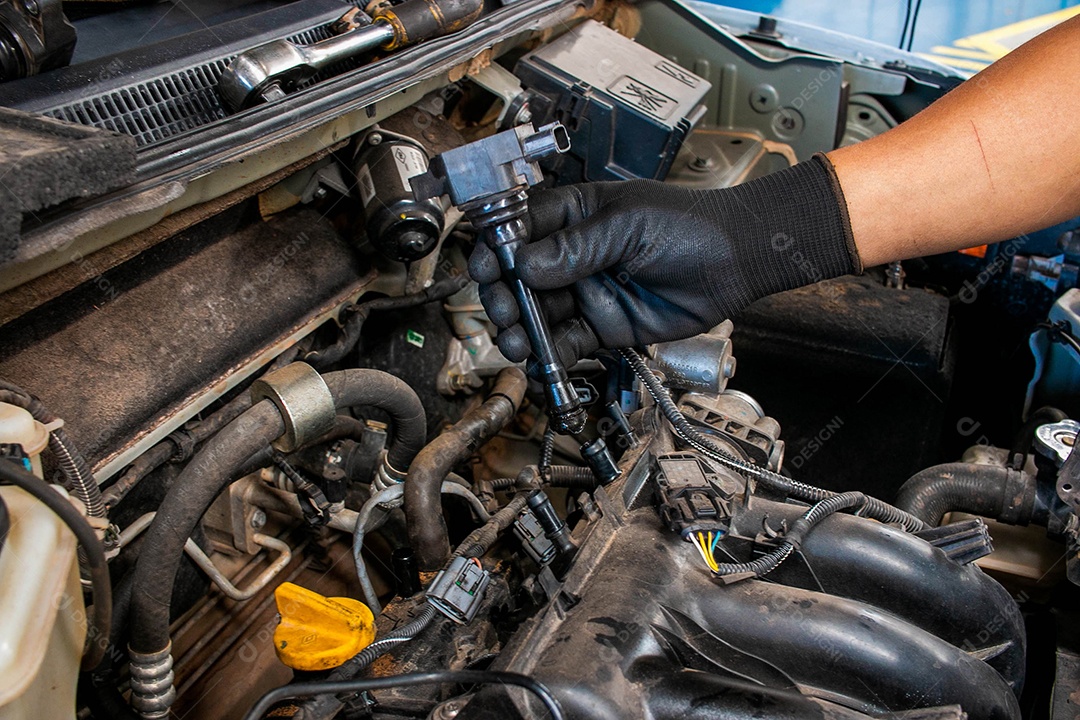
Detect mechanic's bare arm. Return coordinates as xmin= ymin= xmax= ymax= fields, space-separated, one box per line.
xmin=829 ymin=15 xmax=1080 ymax=267
xmin=473 ymin=17 xmax=1080 ymax=364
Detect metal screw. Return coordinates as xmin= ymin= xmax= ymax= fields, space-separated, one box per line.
xmin=250 ymin=509 xmax=267 ymax=530
xmin=22 ymin=0 xmax=39 ymax=16
xmin=368 ymin=132 xmax=383 ymax=145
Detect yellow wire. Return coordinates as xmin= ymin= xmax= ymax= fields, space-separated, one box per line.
xmin=706 ymin=533 xmax=719 ymax=572
xmin=690 ymin=533 xmax=713 ymax=569
xmin=694 ymin=532 xmax=718 ymax=572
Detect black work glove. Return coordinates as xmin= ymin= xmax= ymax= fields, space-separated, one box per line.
xmin=469 ymin=154 xmax=862 ymax=366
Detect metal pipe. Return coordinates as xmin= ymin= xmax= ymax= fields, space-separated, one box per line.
xmin=183 ymin=533 xmax=292 ymax=602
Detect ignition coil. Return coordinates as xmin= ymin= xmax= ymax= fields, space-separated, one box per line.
xmin=412 ymin=122 xmax=587 ymax=436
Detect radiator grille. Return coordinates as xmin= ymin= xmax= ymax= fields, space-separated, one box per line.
xmin=44 ymin=26 xmax=340 ymax=147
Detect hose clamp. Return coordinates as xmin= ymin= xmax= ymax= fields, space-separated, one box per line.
xmin=251 ymin=362 xmax=336 ymax=452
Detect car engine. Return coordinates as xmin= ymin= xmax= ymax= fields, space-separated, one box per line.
xmin=0 ymin=1 xmax=1077 ymax=719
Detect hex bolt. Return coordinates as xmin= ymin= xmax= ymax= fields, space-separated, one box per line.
xmin=250 ymin=509 xmax=268 ymax=530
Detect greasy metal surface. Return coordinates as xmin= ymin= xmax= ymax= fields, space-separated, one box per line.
xmin=0 ymin=205 xmax=372 ymax=477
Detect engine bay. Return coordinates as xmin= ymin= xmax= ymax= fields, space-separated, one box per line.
xmin=0 ymin=1 xmax=1079 ymax=718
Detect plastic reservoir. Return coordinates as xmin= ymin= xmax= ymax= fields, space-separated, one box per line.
xmin=0 ymin=403 xmax=85 ymax=720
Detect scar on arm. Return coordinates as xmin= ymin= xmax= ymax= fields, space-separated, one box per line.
xmin=970 ymin=119 xmax=996 ymax=192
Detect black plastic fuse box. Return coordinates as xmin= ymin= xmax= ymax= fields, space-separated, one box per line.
xmin=515 ymin=20 xmax=711 ymax=183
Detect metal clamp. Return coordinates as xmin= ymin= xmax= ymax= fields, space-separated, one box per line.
xmin=251 ymin=362 xmax=336 ymax=452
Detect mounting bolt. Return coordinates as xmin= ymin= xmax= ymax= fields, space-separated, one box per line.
xmin=250 ymin=509 xmax=267 ymax=530
xmin=367 ymin=132 xmax=383 ymax=146
xmin=22 ymin=0 xmax=39 ymax=16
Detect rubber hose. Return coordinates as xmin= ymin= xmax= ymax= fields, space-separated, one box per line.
xmin=0 ymin=458 xmax=111 ymax=670
xmin=895 ymin=462 xmax=1037 ymax=527
xmin=322 ymin=369 xmax=427 ymax=473
xmin=129 ymin=399 xmax=285 ymax=653
xmin=405 ymin=368 xmax=527 ymax=570
xmin=102 ymin=345 xmax=303 ymax=509
xmin=130 ymin=368 xmax=428 ymax=655
xmin=617 ymin=349 xmax=926 ymax=532
xmin=0 ymin=385 xmax=105 ymax=518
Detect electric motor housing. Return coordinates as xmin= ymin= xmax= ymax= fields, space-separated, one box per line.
xmin=355 ymin=137 xmax=445 ymax=262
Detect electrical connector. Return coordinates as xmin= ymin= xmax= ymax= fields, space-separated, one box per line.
xmin=426 ymin=555 xmax=490 ymax=624
xmin=513 ymin=508 xmax=557 ymax=566
xmin=655 ymin=453 xmax=733 ymax=538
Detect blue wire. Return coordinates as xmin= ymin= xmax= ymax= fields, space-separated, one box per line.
xmin=710 ymin=531 xmax=722 ymax=553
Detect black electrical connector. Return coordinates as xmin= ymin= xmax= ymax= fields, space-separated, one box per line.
xmin=526 ymin=489 xmax=577 ymax=578
xmin=513 ymin=507 xmax=557 ymax=566
xmin=655 ymin=453 xmax=733 ymax=539
xmin=580 ymin=438 xmax=621 ymax=485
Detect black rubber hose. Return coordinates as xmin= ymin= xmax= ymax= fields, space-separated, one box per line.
xmin=322 ymin=369 xmax=427 ymax=473
xmin=102 ymin=345 xmax=304 ymax=509
xmin=244 ymin=670 xmax=563 ymax=720
xmin=129 ymin=368 xmax=427 ymax=655
xmin=0 ymin=458 xmax=111 ymax=670
xmin=305 ymin=274 xmax=470 ymax=369
xmin=1011 ymin=406 xmax=1067 ymax=462
xmin=617 ymin=349 xmax=926 ymax=532
xmin=710 ymin=491 xmax=866 ymax=580
xmin=0 ymin=492 xmax=7 ymax=554
xmin=895 ymin=462 xmax=1037 ymax=527
xmin=0 ymin=383 xmax=105 ymax=518
xmin=82 ymin=572 xmax=140 ymax=720
xmin=405 ymin=368 xmax=527 ymax=570
xmin=129 ymin=399 xmax=284 ymax=653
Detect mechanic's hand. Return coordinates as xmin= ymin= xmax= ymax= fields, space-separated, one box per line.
xmin=469 ymin=155 xmax=862 ymax=366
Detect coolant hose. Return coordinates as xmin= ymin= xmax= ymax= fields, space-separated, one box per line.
xmin=321 ymin=369 xmax=427 ymax=473
xmin=895 ymin=462 xmax=1038 ymax=527
xmin=405 ymin=367 xmax=527 ymax=570
xmin=129 ymin=368 xmax=426 ymax=659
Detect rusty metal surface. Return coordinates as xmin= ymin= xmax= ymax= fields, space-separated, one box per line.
xmin=0 ymin=204 xmax=373 ymax=475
